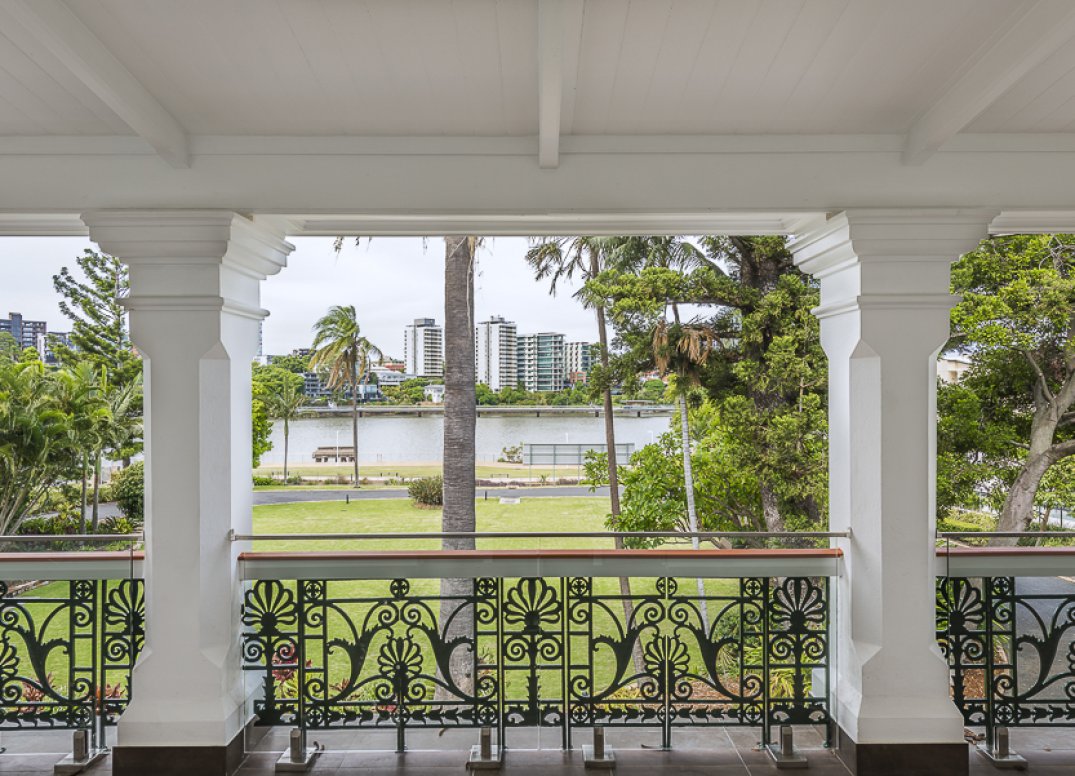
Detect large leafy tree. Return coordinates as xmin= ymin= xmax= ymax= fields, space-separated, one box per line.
xmin=310 ymin=305 xmax=382 ymax=486
xmin=585 ymin=236 xmax=827 ymax=535
xmin=942 ymin=234 xmax=1075 ymax=538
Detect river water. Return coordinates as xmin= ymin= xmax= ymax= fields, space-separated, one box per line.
xmin=265 ymin=414 xmax=671 ymax=466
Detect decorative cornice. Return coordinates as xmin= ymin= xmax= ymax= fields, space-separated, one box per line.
xmin=81 ymin=210 xmax=293 ymax=278
xmin=792 ymin=209 xmax=999 ymax=277
xmin=812 ymin=293 xmax=959 ymax=320
xmin=119 ymin=295 xmax=268 ymax=321
xmin=989 ymin=210 xmax=1075 ymax=235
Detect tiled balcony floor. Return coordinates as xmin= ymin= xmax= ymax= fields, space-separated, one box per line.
xmin=0 ymin=726 xmax=1072 ymax=775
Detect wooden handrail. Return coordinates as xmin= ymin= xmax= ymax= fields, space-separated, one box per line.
xmin=0 ymin=551 xmax=145 ymax=562
xmin=238 ymin=548 xmax=843 ymax=562
xmin=938 ymin=546 xmax=1075 ymax=557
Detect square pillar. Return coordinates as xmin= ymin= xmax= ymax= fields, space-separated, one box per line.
xmin=82 ymin=211 xmax=292 ymax=776
xmin=792 ymin=210 xmax=995 ymax=776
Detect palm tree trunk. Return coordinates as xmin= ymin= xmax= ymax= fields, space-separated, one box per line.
xmin=441 ymin=236 xmax=477 ymax=697
xmin=351 ymin=389 xmax=360 ymax=487
xmin=593 ymin=289 xmax=642 ymax=672
xmin=79 ymin=455 xmax=88 ymax=534
xmin=679 ymin=393 xmax=708 ymax=619
xmin=91 ymin=451 xmax=101 ymax=531
xmin=283 ymin=416 xmax=290 ymax=481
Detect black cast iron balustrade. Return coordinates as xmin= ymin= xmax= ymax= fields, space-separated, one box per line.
xmin=0 ymin=579 xmax=144 ymax=748
xmin=938 ymin=576 xmax=1075 ymax=740
xmin=241 ymin=576 xmax=829 ymax=751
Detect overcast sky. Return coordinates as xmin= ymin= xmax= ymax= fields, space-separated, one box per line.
xmin=0 ymin=236 xmax=598 ymax=358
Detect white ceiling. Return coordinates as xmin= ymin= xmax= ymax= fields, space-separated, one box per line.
xmin=3 ymin=1 xmax=1075 ymax=218
xmin=0 ymin=0 xmax=1068 ymax=139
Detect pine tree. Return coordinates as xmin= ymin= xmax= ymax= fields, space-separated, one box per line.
xmin=52 ymin=250 xmax=141 ymax=388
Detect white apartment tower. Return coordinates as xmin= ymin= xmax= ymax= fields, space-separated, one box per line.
xmin=475 ymin=316 xmax=518 ymax=390
xmin=517 ymin=332 xmax=567 ymax=392
xmin=565 ymin=341 xmax=595 ymax=384
xmin=403 ymin=318 xmax=444 ymax=378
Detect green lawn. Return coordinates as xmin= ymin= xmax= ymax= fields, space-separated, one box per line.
xmin=251 ymin=496 xmax=617 ymax=551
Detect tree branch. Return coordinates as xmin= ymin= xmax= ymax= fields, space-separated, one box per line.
xmin=1022 ymin=350 xmax=1055 ymax=404
xmin=1047 ymin=437 xmax=1075 ymax=461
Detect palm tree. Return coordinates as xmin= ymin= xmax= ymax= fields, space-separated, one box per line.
xmin=653 ymin=317 xmax=718 ymax=608
xmin=267 ymin=375 xmax=305 ymax=482
xmin=525 ymin=238 xmax=626 ymax=525
xmin=53 ymin=362 xmax=108 ymax=533
xmin=91 ymin=373 xmax=140 ymax=530
xmin=526 ymin=236 xmax=648 ymax=670
xmin=309 ymin=305 xmax=382 ymax=487
xmin=441 ymin=236 xmax=479 ymax=695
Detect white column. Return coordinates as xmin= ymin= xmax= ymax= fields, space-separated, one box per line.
xmin=792 ymin=210 xmax=993 ymax=747
xmin=82 ymin=212 xmax=292 ymax=754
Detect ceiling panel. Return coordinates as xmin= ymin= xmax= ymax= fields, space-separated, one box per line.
xmin=968 ymin=40 xmax=1075 ymax=133
xmin=1 ymin=0 xmax=1072 ymax=141
xmin=66 ymin=0 xmax=536 ymax=135
xmin=0 ymin=3 xmax=130 ymax=135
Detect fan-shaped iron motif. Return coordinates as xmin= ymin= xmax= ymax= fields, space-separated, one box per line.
xmin=241 ymin=575 xmax=830 ymax=751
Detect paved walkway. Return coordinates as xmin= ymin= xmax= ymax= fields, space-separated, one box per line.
xmin=1 ymin=726 xmax=1072 ymax=775
xmin=253 ymin=485 xmax=609 ymax=505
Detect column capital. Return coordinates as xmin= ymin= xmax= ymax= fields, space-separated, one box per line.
xmin=791 ymin=208 xmax=998 ymax=278
xmin=81 ymin=210 xmax=293 ymax=279
xmin=82 ymin=210 xmax=293 ymax=321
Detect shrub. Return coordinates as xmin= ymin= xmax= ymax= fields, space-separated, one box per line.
xmin=18 ymin=514 xmax=81 ymax=535
xmin=96 ymin=516 xmax=138 ymax=535
xmin=252 ymin=475 xmax=276 ymax=487
xmin=408 ymin=476 xmax=443 ymax=507
xmin=112 ymin=462 xmax=144 ymax=523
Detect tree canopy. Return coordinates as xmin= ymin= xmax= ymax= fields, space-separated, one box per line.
xmin=584 ymin=236 xmax=828 ymax=536
xmin=939 ymin=234 xmax=1075 ymax=535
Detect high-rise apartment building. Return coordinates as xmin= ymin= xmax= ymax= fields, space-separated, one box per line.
xmin=0 ymin=312 xmax=48 ymax=350
xmin=565 ymin=341 xmax=595 ymax=384
xmin=517 ymin=332 xmax=566 ymax=392
xmin=475 ymin=316 xmax=517 ymax=390
xmin=403 ymin=318 xmax=444 ymax=378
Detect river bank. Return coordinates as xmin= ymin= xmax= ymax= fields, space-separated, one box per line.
xmin=263 ymin=413 xmax=670 ymax=467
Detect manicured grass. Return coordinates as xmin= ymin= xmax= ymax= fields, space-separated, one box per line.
xmin=251 ymin=496 xmax=616 ymax=551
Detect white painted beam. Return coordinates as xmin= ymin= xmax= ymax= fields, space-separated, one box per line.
xmin=537 ymin=0 xmax=563 ymax=169
xmin=4 ymin=0 xmax=188 ymax=168
xmin=903 ymin=0 xmax=1075 ymax=165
